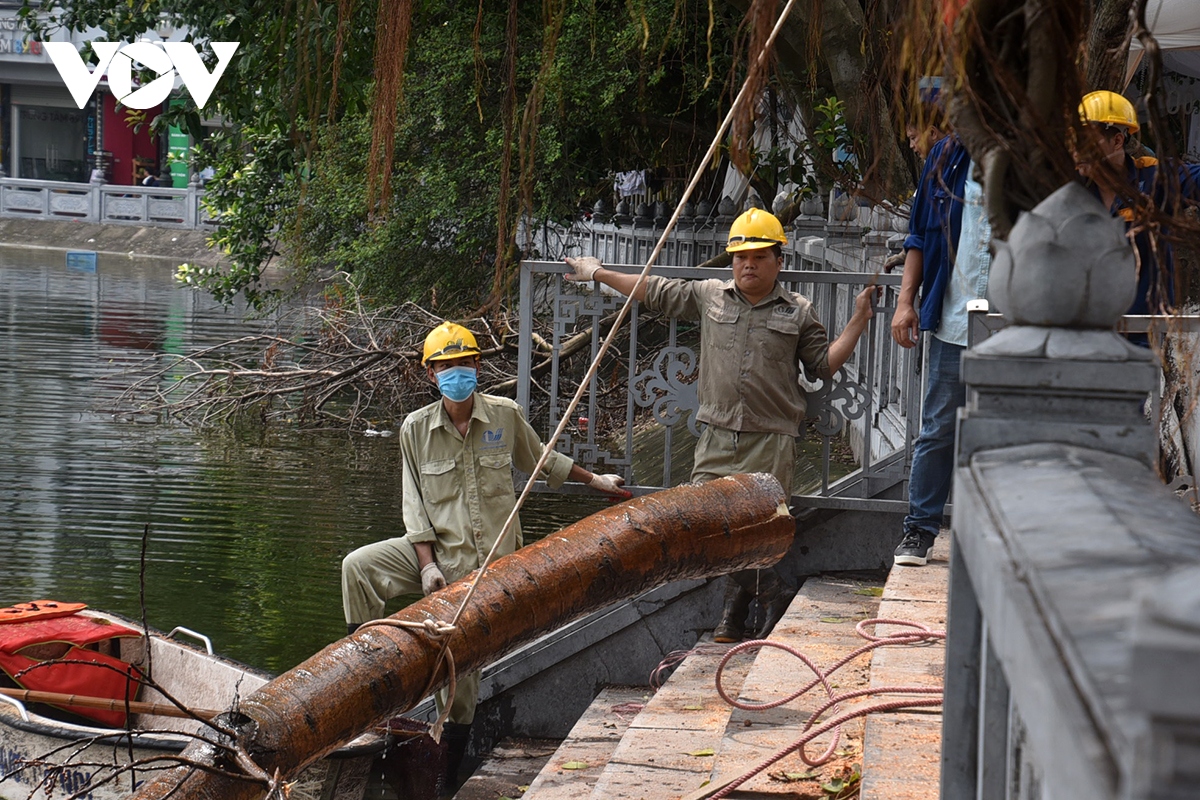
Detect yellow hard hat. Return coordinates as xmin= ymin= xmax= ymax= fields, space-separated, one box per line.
xmin=1079 ymin=90 xmax=1139 ymax=134
xmin=726 ymin=208 xmax=787 ymax=253
xmin=423 ymin=322 xmax=481 ymax=365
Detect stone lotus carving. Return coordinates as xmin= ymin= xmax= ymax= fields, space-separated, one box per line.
xmin=979 ymin=181 xmax=1151 ymax=362
xmin=988 ymin=182 xmax=1135 ymax=329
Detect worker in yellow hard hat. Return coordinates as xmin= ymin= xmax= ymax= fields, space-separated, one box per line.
xmin=1074 ymin=90 xmax=1141 ymax=186
xmin=341 ymin=320 xmax=630 ymax=789
xmin=564 ymin=208 xmax=878 ymax=643
xmin=1075 ymin=89 xmax=1200 ymax=344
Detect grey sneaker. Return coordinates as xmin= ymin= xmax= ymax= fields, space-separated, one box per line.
xmin=893 ymin=529 xmax=936 ymax=566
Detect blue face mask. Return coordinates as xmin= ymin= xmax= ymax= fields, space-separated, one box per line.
xmin=435 ymin=366 xmax=477 ymax=402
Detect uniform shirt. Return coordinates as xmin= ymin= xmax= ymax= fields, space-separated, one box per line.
xmin=643 ymin=275 xmax=832 ymax=436
xmin=400 ymin=393 xmax=574 ymax=582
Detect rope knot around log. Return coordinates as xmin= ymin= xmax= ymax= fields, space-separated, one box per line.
xmin=361 ymin=617 xmax=457 ymax=639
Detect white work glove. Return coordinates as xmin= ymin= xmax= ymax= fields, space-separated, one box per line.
xmin=589 ymin=473 xmax=631 ymax=498
xmin=420 ymin=563 xmax=447 ymax=596
xmin=564 ymin=256 xmax=603 ymax=282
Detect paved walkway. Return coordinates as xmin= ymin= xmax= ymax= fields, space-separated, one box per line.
xmin=470 ymin=537 xmax=951 ymax=800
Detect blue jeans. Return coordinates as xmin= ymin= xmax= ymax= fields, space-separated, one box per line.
xmin=904 ymin=337 xmax=966 ymax=536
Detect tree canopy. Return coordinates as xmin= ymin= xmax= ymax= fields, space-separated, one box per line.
xmin=22 ymin=0 xmax=1176 ymax=310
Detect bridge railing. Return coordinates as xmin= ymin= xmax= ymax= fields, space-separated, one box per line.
xmin=516 ymin=257 xmax=918 ymax=512
xmin=942 ymin=184 xmax=1200 ymax=800
xmin=0 ymin=177 xmax=215 ymax=229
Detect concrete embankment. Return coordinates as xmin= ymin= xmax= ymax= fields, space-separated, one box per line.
xmin=0 ymin=218 xmax=222 ymax=264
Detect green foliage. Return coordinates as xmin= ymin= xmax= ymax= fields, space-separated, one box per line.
xmin=807 ymin=96 xmax=861 ymax=191
xmin=285 ymin=0 xmax=738 ymax=310
xmin=25 ymin=0 xmax=737 ymax=310
xmin=21 ymin=0 xmax=377 ymax=310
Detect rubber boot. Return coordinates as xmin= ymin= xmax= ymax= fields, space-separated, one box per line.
xmin=712 ymin=573 xmax=754 ymax=643
xmin=378 ymin=718 xmax=443 ymax=800
xmin=440 ymin=722 xmax=472 ymax=797
xmin=751 ymin=571 xmax=795 ymax=639
xmin=346 ymin=623 xmax=360 ymax=636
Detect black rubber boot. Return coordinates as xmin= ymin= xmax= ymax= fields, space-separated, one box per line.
xmin=751 ymin=571 xmax=795 ymax=639
xmin=346 ymin=623 xmax=361 ymax=636
xmin=712 ymin=573 xmax=754 ymax=643
xmin=440 ymin=721 xmax=472 ymax=797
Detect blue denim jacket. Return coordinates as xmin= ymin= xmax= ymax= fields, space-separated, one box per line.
xmin=903 ymin=135 xmax=972 ymax=332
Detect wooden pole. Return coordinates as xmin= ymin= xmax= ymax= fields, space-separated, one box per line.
xmin=0 ymin=686 xmax=219 ymax=721
xmin=130 ymin=474 xmax=795 ymax=800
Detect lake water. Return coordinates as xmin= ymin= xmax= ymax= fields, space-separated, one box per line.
xmin=0 ymin=247 xmax=606 ymax=674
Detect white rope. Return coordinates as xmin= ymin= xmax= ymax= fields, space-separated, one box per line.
xmin=427 ymin=0 xmax=802 ymax=717
xmin=360 ymin=617 xmax=458 ymax=740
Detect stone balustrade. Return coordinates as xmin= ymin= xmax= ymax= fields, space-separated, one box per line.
xmin=944 ymin=183 xmax=1200 ymax=799
xmin=0 ymin=177 xmax=215 ymax=229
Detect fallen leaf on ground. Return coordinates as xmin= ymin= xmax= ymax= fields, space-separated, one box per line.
xmin=561 ymin=761 xmax=589 ymax=770
xmin=853 ymin=587 xmax=884 ymax=596
xmin=686 ymin=748 xmax=715 ymax=757
xmin=769 ymin=770 xmax=819 ymax=782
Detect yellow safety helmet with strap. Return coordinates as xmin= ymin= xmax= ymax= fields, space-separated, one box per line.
xmin=1079 ymin=90 xmax=1139 ymax=134
xmin=422 ymin=322 xmax=481 ymax=365
xmin=726 ymin=208 xmax=787 ymax=253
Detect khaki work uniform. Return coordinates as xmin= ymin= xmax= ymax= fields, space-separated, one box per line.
xmin=643 ymin=276 xmax=832 ymax=497
xmin=341 ymin=392 xmax=574 ymax=723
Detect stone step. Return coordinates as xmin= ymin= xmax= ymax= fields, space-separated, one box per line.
xmin=517 ymin=685 xmax=649 ymax=800
xmin=584 ymin=637 xmax=757 ymax=800
xmin=451 ymin=737 xmax=560 ymax=800
xmin=516 ymin=553 xmax=948 ymax=800
xmin=859 ymin=535 xmax=949 ymax=800
xmin=519 ymin=635 xmax=755 ymax=800
xmin=697 ymin=574 xmax=885 ymax=799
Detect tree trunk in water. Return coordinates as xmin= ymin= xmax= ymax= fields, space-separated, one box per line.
xmin=128 ymin=473 xmax=795 ymax=800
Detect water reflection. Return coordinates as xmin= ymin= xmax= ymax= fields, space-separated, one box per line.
xmin=0 ymin=248 xmax=606 ymax=673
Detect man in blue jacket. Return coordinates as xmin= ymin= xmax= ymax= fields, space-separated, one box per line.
xmin=891 ymin=131 xmax=992 ymax=566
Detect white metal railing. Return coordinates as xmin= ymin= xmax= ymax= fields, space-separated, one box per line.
xmin=0 ymin=177 xmax=215 ymax=229
xmin=516 ymin=258 xmax=918 ymax=514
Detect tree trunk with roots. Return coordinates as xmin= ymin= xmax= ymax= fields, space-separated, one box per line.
xmin=729 ymin=0 xmax=914 ymax=208
xmin=948 ymin=0 xmax=1089 ymax=238
xmin=1087 ymin=0 xmax=1137 ymax=92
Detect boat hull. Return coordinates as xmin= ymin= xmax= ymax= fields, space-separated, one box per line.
xmin=0 ymin=713 xmax=374 ymax=800
xmin=0 ymin=612 xmax=381 ymax=800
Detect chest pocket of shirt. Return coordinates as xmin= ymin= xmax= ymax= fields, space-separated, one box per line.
xmin=478 ymin=453 xmax=514 ymax=497
xmin=419 ymin=458 xmax=457 ymax=504
xmin=761 ymin=313 xmax=801 ymax=360
xmin=930 ymin=181 xmax=953 ymax=215
xmin=703 ymin=303 xmax=739 ymax=350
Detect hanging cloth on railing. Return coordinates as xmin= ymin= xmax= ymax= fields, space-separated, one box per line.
xmin=614 ymin=169 xmax=647 ymax=198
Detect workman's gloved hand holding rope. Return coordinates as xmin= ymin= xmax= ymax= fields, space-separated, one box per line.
xmin=589 ymin=473 xmax=632 ymax=499
xmin=564 ymin=256 xmax=602 ymax=282
xmin=420 ymin=563 xmax=447 ymax=595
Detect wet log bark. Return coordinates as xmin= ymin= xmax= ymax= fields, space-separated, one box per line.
xmin=129 ymin=473 xmax=794 ymax=800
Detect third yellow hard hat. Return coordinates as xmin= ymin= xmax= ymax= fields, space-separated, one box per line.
xmin=726 ymin=208 xmax=787 ymax=253
xmin=423 ymin=322 xmax=481 ymax=365
xmin=1079 ymin=90 xmax=1139 ymax=134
